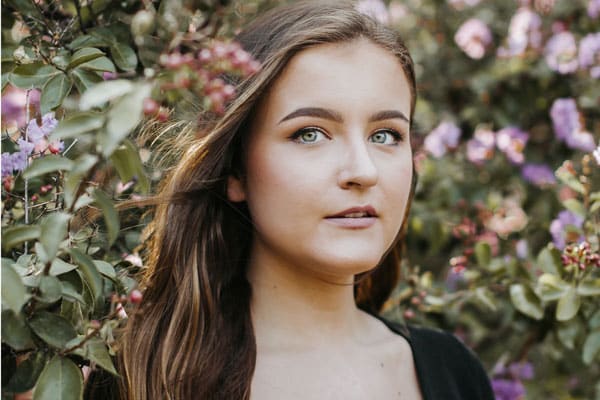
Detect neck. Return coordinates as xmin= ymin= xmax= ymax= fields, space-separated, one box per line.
xmin=248 ymin=246 xmax=369 ymax=351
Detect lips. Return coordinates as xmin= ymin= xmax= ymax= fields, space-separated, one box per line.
xmin=326 ymin=206 xmax=378 ymax=219
xmin=324 ymin=206 xmax=378 ymax=229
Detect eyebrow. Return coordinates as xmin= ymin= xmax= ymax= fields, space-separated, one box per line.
xmin=278 ymin=107 xmax=410 ymax=124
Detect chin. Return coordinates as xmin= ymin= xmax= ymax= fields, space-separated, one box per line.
xmin=311 ymin=250 xmax=384 ymax=276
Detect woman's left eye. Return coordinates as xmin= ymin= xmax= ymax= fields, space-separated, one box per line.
xmin=369 ymin=129 xmax=403 ymax=145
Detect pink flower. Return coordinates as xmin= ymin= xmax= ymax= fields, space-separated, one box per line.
xmin=496 ymin=127 xmax=529 ymax=165
xmin=578 ymin=32 xmax=600 ymax=78
xmin=545 ymin=31 xmax=578 ymax=74
xmin=466 ymin=127 xmax=495 ymax=165
xmin=550 ymin=98 xmax=596 ymax=152
xmin=589 ymin=0 xmax=600 ymax=19
xmin=455 ymin=18 xmax=493 ymax=59
xmin=424 ymin=121 xmax=462 ymax=158
xmin=484 ymin=198 xmax=528 ymax=238
xmin=1 ymin=87 xmax=40 ymax=129
xmin=497 ymin=7 xmax=542 ymax=57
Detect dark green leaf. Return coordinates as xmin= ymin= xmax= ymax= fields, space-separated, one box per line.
xmin=8 ymin=63 xmax=60 ymax=89
xmin=39 ymin=212 xmax=71 ymax=264
xmin=80 ymin=79 xmax=133 ymax=110
xmin=70 ymin=34 xmax=111 ymax=50
xmin=63 ymin=154 xmax=99 ymax=209
xmin=1 ymin=310 xmax=35 ymax=351
xmin=28 ymin=312 xmax=77 ymax=349
xmin=69 ymin=248 xmax=103 ymax=304
xmin=33 ymin=356 xmax=83 ymax=400
xmin=50 ymin=258 xmax=78 ymax=276
xmin=78 ymin=56 xmax=116 ymax=73
xmin=93 ymin=260 xmax=116 ymax=279
xmin=38 ymin=275 xmax=63 ymax=303
xmin=583 ymin=330 xmax=600 ymax=365
xmin=1 ymin=263 xmax=28 ymax=312
xmin=50 ymin=113 xmax=105 ymax=141
xmin=4 ymin=351 xmax=45 ymax=393
xmin=61 ymin=280 xmax=85 ymax=303
xmin=102 ymin=83 xmax=151 ymax=156
xmin=71 ymin=68 xmax=104 ymax=93
xmin=510 ymin=283 xmax=543 ymax=320
xmin=93 ymin=190 xmax=120 ymax=246
xmin=68 ymin=48 xmax=105 ymax=70
xmin=556 ymin=286 xmax=581 ymax=321
xmin=111 ymin=139 xmax=150 ymax=193
xmin=72 ymin=338 xmax=117 ymax=375
xmin=40 ymin=73 xmax=73 ymax=114
xmin=110 ymin=43 xmax=138 ymax=71
xmin=23 ymin=155 xmax=74 ymax=180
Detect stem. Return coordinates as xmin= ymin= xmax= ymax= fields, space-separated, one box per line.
xmin=24 ymin=90 xmax=31 ymax=254
xmin=74 ymin=0 xmax=87 ymax=34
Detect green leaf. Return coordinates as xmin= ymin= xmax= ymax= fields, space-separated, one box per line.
xmin=63 ymin=154 xmax=99 ymax=209
xmin=68 ymin=47 xmax=105 ymax=69
xmin=23 ymin=155 xmax=74 ymax=179
xmin=577 ymin=279 xmax=600 ymax=296
xmin=1 ymin=310 xmax=35 ymax=351
xmin=2 ymin=225 xmax=41 ymax=251
xmin=536 ymin=246 xmax=562 ymax=276
xmin=556 ymin=286 xmax=581 ymax=321
xmin=556 ymin=168 xmax=586 ymax=194
xmin=61 ymin=280 xmax=85 ymax=304
xmin=93 ymin=189 xmax=120 ymax=246
xmin=69 ymin=248 xmax=103 ymax=303
xmin=102 ymin=83 xmax=151 ymax=156
xmin=1 ymin=263 xmax=28 ymax=312
xmin=474 ymin=241 xmax=491 ymax=268
xmin=72 ymin=338 xmax=117 ymax=375
xmin=583 ymin=330 xmax=600 ymax=365
xmin=9 ymin=63 xmax=60 ymax=89
xmin=33 ymin=356 xmax=83 ymax=400
xmin=111 ymin=139 xmax=150 ymax=193
xmin=79 ymin=79 xmax=133 ymax=110
xmin=535 ymin=273 xmax=569 ymax=301
xmin=510 ymin=283 xmax=543 ymax=320
xmin=110 ymin=43 xmax=138 ymax=71
xmin=71 ymin=68 xmax=104 ymax=93
xmin=4 ymin=351 xmax=45 ymax=393
xmin=38 ymin=275 xmax=63 ymax=303
xmin=39 ymin=212 xmax=71 ymax=264
xmin=556 ymin=319 xmax=583 ymax=350
xmin=50 ymin=112 xmax=105 ymax=141
xmin=562 ymin=198 xmax=585 ymax=217
xmin=474 ymin=287 xmax=496 ymax=311
xmin=78 ymin=56 xmax=116 ymax=73
xmin=28 ymin=312 xmax=77 ymax=349
xmin=70 ymin=34 xmax=111 ymax=49
xmin=50 ymin=258 xmax=78 ymax=276
xmin=94 ymin=260 xmax=116 ymax=279
xmin=40 ymin=73 xmax=73 ymax=114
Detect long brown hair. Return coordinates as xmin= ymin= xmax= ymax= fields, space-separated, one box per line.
xmin=119 ymin=1 xmax=417 ymax=399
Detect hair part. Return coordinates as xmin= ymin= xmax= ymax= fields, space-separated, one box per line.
xmin=119 ymin=1 xmax=417 ymax=399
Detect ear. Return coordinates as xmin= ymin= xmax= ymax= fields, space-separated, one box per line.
xmin=227 ymin=175 xmax=246 ymax=202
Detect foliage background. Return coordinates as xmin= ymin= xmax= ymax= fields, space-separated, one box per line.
xmin=1 ymin=0 xmax=599 ymax=399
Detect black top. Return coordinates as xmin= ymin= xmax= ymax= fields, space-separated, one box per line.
xmin=374 ymin=315 xmax=495 ymax=400
xmin=85 ymin=317 xmax=495 ymax=400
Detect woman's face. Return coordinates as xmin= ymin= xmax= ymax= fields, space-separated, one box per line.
xmin=228 ymin=38 xmax=413 ymax=281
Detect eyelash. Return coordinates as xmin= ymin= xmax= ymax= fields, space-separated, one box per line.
xmin=289 ymin=127 xmax=404 ymax=145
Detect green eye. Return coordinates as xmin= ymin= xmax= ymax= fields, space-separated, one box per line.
xmin=291 ymin=128 xmax=328 ymax=144
xmin=369 ymin=130 xmax=402 ymax=145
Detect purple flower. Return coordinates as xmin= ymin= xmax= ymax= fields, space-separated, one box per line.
xmin=516 ymin=239 xmax=529 ymax=259
xmin=521 ymin=163 xmax=556 ymax=187
xmin=424 ymin=121 xmax=462 ymax=158
xmin=545 ymin=31 xmax=578 ymax=74
xmin=579 ymin=32 xmax=600 ymax=78
xmin=589 ymin=0 xmax=600 ymax=19
xmin=355 ymin=0 xmax=389 ymax=24
xmin=466 ymin=128 xmax=495 ymax=165
xmin=10 ymin=151 xmax=28 ymax=174
xmin=26 ymin=112 xmax=57 ymax=142
xmin=1 ymin=87 xmax=40 ymax=129
xmin=496 ymin=127 xmax=528 ymax=164
xmin=550 ymin=210 xmax=584 ymax=250
xmin=492 ymin=378 xmax=526 ymax=400
xmin=17 ymin=138 xmax=35 ymax=155
xmin=498 ymin=8 xmax=542 ymax=57
xmin=550 ymin=98 xmax=596 ymax=152
xmin=566 ymin=129 xmax=596 ymax=152
xmin=508 ymin=362 xmax=534 ymax=380
xmin=1 ymin=153 xmax=14 ymax=177
xmin=455 ymin=18 xmax=493 ymax=59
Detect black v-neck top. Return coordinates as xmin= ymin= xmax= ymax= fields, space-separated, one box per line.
xmin=373 ymin=314 xmax=495 ymax=400
xmin=85 ymin=317 xmax=495 ymax=400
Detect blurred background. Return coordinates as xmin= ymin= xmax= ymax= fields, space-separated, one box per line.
xmin=1 ymin=0 xmax=599 ymax=399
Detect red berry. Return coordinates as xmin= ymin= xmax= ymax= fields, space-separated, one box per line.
xmin=129 ymin=289 xmax=143 ymax=304
xmin=31 ymin=194 xmax=38 ymax=202
xmin=198 ymin=49 xmax=212 ymax=64
xmin=403 ymin=309 xmax=415 ymax=320
xmin=143 ymin=98 xmax=159 ymax=116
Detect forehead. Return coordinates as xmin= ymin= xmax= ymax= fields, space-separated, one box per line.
xmin=255 ymin=38 xmax=412 ymax=123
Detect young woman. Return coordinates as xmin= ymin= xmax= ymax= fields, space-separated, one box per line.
xmin=87 ymin=1 xmax=495 ymax=399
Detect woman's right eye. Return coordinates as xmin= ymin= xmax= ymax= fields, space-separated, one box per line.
xmin=290 ymin=127 xmax=328 ymax=144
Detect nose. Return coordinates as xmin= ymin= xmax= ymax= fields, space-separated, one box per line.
xmin=337 ymin=138 xmax=378 ymax=189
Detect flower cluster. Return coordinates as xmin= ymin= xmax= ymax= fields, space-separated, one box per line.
xmin=454 ymin=18 xmax=493 ymax=59
xmin=497 ymin=7 xmax=542 ymax=57
xmin=550 ymin=98 xmax=596 ymax=152
xmin=561 ymin=241 xmax=600 ymax=270
xmin=424 ymin=121 xmax=462 ymax=157
xmin=2 ymin=113 xmax=62 ymax=179
xmin=550 ymin=210 xmax=584 ymax=250
xmin=491 ymin=361 xmax=534 ymax=400
xmin=150 ymin=40 xmax=260 ymax=116
xmin=466 ymin=126 xmax=529 ymax=165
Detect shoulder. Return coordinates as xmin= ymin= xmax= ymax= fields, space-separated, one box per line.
xmin=407 ymin=325 xmax=495 ymax=400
